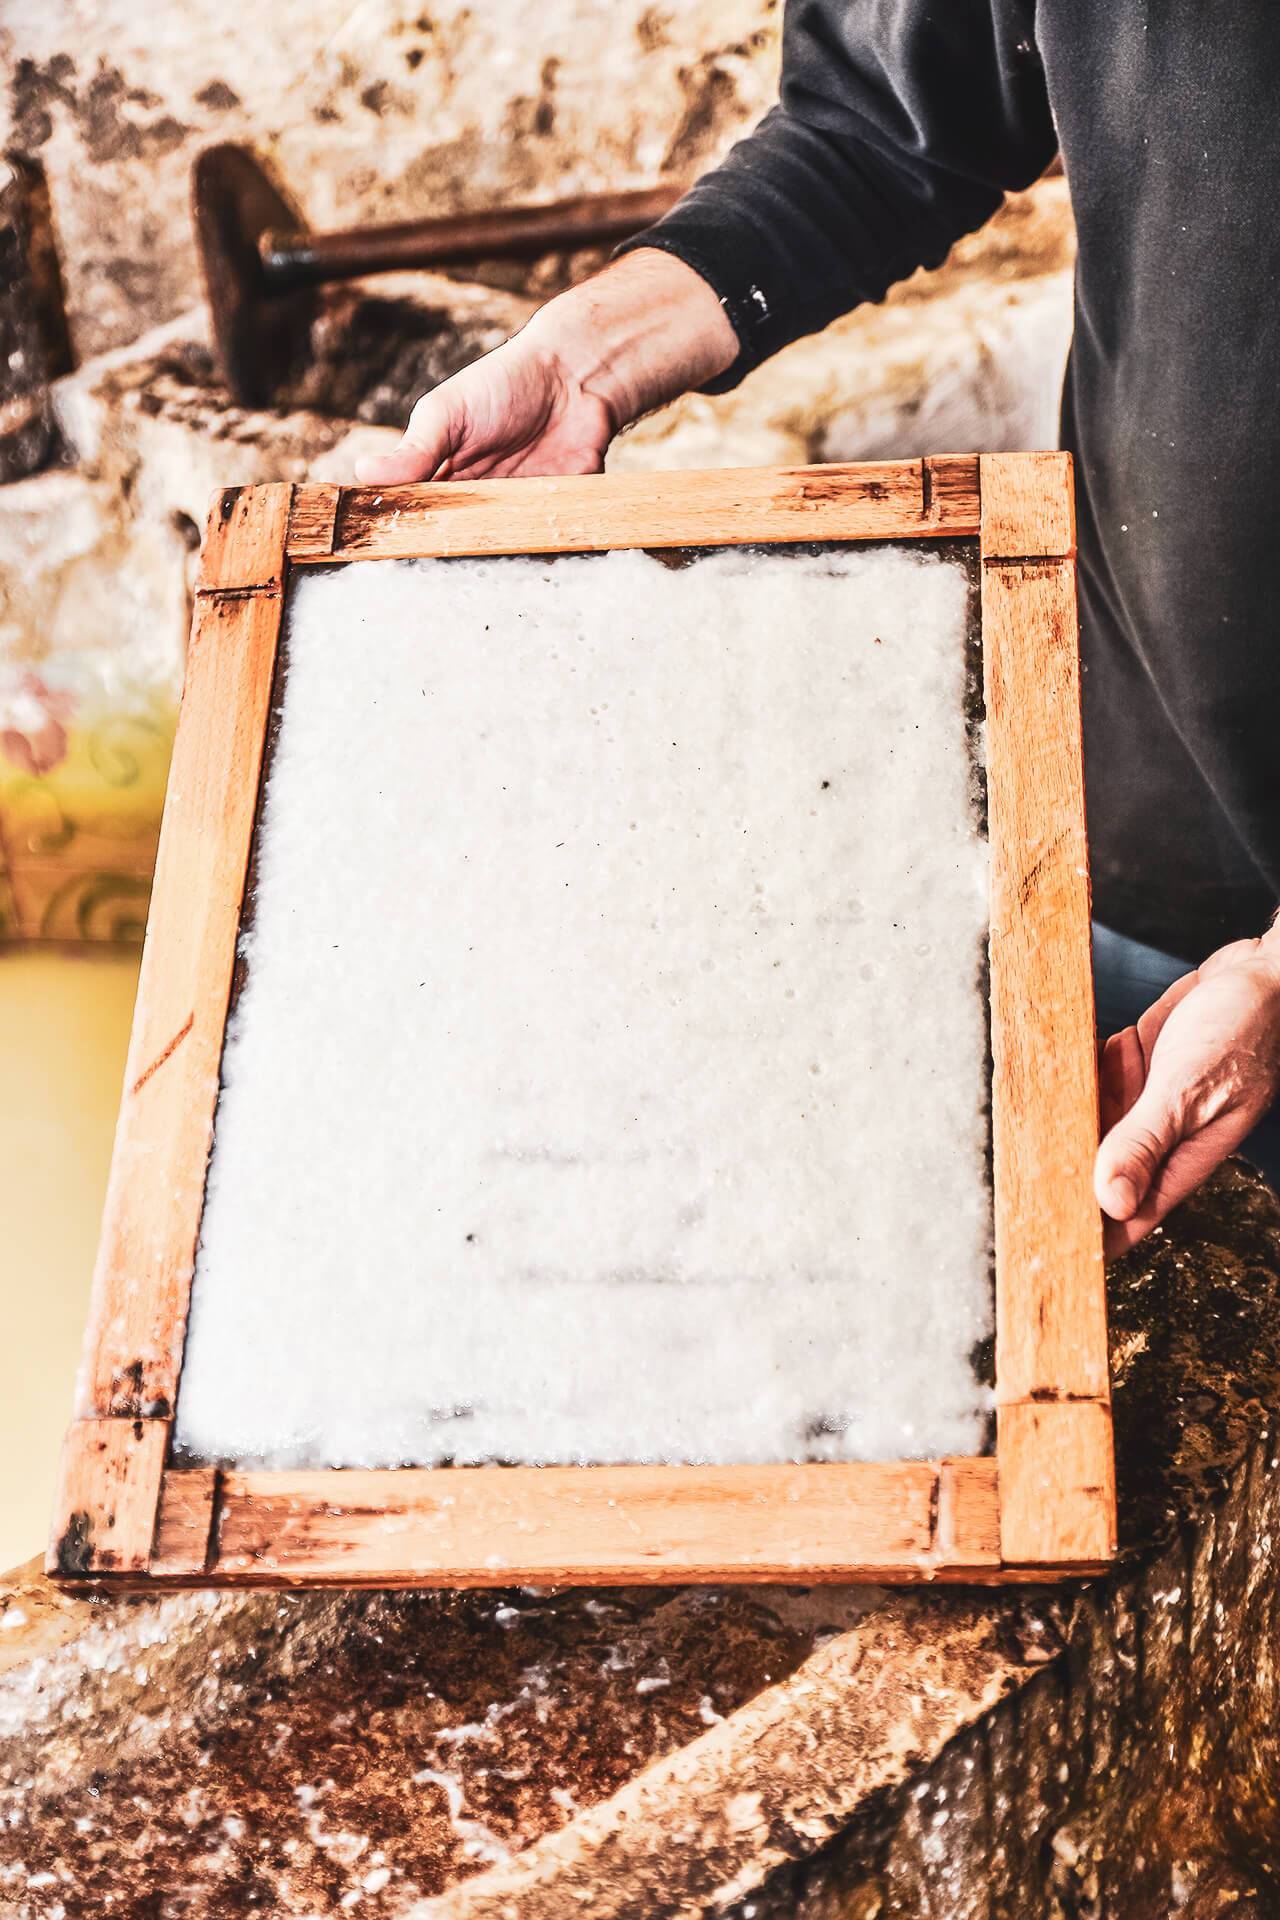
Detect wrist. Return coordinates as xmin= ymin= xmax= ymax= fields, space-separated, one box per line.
xmin=519 ymin=249 xmax=739 ymax=433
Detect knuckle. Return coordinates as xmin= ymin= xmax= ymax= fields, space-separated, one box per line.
xmin=1123 ymin=1122 xmax=1169 ymax=1176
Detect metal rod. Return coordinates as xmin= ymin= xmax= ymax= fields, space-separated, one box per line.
xmin=258 ymin=184 xmax=685 ymax=295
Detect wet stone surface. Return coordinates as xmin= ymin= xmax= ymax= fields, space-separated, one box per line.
xmin=5 ymin=1168 xmax=1279 ymax=1919
xmin=0 ymin=1583 xmax=874 ymax=1917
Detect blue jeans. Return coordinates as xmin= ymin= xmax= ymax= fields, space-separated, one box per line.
xmin=1092 ymin=921 xmax=1280 ymax=1190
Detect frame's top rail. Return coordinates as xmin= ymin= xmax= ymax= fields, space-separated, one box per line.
xmin=282 ymin=455 xmax=982 ymax=567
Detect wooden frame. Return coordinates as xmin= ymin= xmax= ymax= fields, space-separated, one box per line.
xmin=48 ymin=453 xmax=1113 ymax=1590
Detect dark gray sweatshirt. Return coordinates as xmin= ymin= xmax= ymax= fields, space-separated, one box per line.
xmin=620 ymin=0 xmax=1280 ymax=961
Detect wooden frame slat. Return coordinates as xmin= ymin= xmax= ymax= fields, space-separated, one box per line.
xmin=74 ymin=583 xmax=285 ymax=1423
xmin=195 ymin=484 xmax=291 ymax=593
xmin=980 ymin=455 xmax=1109 ymax=1411
xmin=49 ymin=1419 xmax=170 ymax=1577
xmin=997 ymin=1401 xmax=1116 ymax=1566
xmin=65 ymin=1459 xmax=1009 ymax=1590
xmin=979 ymin=453 xmax=1110 ymax=1568
xmin=50 ymin=456 xmax=1114 ymax=1590
xmin=48 ymin=485 xmax=289 ymax=1577
xmin=286 ymin=456 xmax=980 ymax=565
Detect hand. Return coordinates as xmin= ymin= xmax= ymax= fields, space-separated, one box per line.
xmin=1095 ymin=930 xmax=1280 ymax=1255
xmin=352 ymin=330 xmax=617 ymax=486
xmin=354 ymin=248 xmax=738 ymax=488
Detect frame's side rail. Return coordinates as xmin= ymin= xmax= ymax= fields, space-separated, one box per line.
xmin=287 ymin=456 xmax=980 ymax=564
xmin=49 ymin=1419 xmax=171 ymax=1577
xmin=981 ymin=451 xmax=1114 ymax=1569
xmin=997 ymin=1402 xmax=1115 ymax=1566
xmin=47 ymin=484 xmax=291 ymax=1583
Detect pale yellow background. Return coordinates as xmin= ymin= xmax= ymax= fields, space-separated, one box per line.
xmin=0 ymin=953 xmax=140 ymax=1572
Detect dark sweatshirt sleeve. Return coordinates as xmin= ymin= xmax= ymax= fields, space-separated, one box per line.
xmin=617 ymin=0 xmax=1056 ymax=390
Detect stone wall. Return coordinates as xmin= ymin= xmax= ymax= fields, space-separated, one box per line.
xmin=0 ymin=0 xmax=780 ymax=363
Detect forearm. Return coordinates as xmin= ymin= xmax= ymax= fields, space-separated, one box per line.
xmin=519 ymin=248 xmax=739 ymax=432
xmin=616 ymin=0 xmax=1056 ymax=392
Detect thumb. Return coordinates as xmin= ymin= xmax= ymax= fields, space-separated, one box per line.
xmin=354 ymin=392 xmax=456 ymax=486
xmin=1094 ymin=1068 xmax=1189 ymax=1220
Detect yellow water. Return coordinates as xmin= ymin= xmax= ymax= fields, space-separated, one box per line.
xmin=0 ymin=951 xmax=140 ymax=1572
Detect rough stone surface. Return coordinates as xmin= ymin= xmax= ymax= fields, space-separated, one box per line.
xmin=0 ymin=1575 xmax=880 ymax=1916
xmin=0 ymin=153 xmax=69 ymax=481
xmin=3 ymin=1163 xmax=1280 ymax=1917
xmin=738 ymin=1163 xmax=1280 ymax=1919
xmin=0 ymin=0 xmax=781 ymax=363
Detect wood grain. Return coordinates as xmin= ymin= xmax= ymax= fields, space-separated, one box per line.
xmin=924 ymin=454 xmax=981 ymax=530
xmin=195 ymin=484 xmax=292 ymax=593
xmin=74 ymin=587 xmax=283 ymax=1421
xmin=936 ymin=1457 xmax=1001 ymax=1564
xmin=149 ymin=1467 xmax=220 ymax=1577
xmin=981 ymin=487 xmax=1107 ymax=1407
xmin=286 ymin=482 xmax=340 ymax=559
xmin=299 ymin=459 xmax=981 ymax=565
xmin=47 ymin=1419 xmax=169 ymax=1577
xmin=206 ymin=1464 xmax=949 ymax=1585
xmin=979 ymin=451 xmax=1076 ymax=560
xmin=997 ymin=1401 xmax=1116 ymax=1566
xmin=982 ymin=450 xmax=1113 ymax=1571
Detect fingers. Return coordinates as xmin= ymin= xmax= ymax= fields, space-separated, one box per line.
xmin=1094 ymin=1061 xmax=1191 ymax=1223
xmin=354 ymin=393 xmax=458 ymax=486
xmin=1094 ymin=967 xmax=1201 ymax=1214
xmin=1097 ymin=1025 xmax=1146 ymax=1137
xmin=1101 ymin=1104 xmax=1256 ymax=1255
xmin=353 ymin=444 xmax=441 ymax=485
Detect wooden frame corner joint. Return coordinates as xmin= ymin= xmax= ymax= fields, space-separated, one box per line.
xmin=195 ymin=483 xmax=293 ymax=595
xmin=287 ymin=480 xmax=342 ymax=561
xmin=47 ymin=1416 xmax=171 ymax=1582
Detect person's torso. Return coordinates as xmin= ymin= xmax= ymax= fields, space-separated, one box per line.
xmin=1039 ymin=3 xmax=1280 ymax=954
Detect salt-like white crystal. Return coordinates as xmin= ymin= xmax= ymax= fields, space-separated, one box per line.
xmin=176 ymin=544 xmax=992 ymax=1469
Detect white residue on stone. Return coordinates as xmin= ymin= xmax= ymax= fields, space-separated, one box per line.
xmin=411 ymin=1767 xmax=511 ymax=1865
xmin=176 ymin=544 xmax=992 ymax=1469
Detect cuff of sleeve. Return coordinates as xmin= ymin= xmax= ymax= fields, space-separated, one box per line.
xmin=612 ymin=225 xmax=778 ymax=396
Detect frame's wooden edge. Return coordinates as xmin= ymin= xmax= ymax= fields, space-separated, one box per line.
xmin=285 ymin=457 xmax=982 ymax=564
xmin=47 ymin=1453 xmax=1104 ymax=1592
xmin=979 ymin=451 xmax=1075 ymax=561
xmin=981 ymin=452 xmax=1113 ymax=1570
xmin=997 ymin=1400 xmax=1116 ymax=1566
xmin=71 ymin=501 xmax=288 ymax=1449
xmin=47 ymin=1418 xmax=171 ymax=1578
xmin=195 ymin=483 xmax=293 ymax=593
xmin=53 ymin=487 xmax=291 ymax=1578
xmin=981 ymin=456 xmax=1108 ymax=1409
xmin=48 ymin=1454 xmax=1094 ymax=1592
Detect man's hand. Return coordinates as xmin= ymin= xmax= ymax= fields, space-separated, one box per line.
xmin=1095 ymin=930 xmax=1280 ymax=1254
xmin=353 ymin=333 xmax=617 ymax=486
xmin=355 ymin=249 xmax=738 ymax=487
